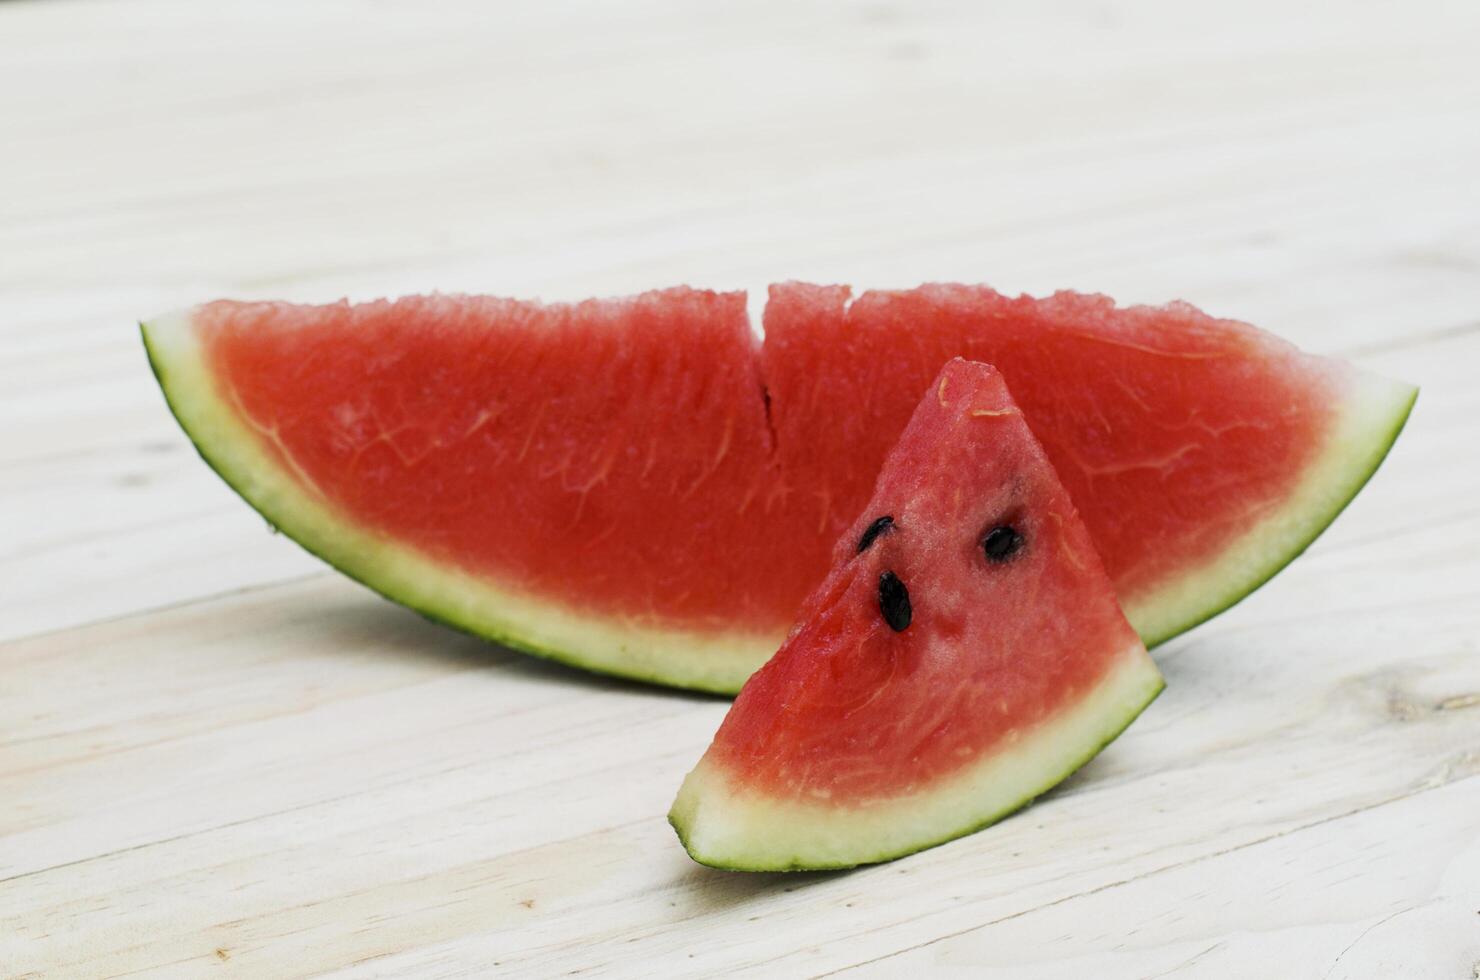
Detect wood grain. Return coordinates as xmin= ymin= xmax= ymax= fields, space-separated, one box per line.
xmin=2 ymin=0 xmax=1477 ymax=976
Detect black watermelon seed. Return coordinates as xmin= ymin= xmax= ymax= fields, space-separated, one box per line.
xmin=983 ymin=525 xmax=1025 ymax=563
xmin=857 ymin=515 xmax=895 ymax=553
xmin=878 ymin=570 xmax=912 ymax=632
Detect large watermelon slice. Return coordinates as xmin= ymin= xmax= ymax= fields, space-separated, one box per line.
xmin=670 ymin=358 xmax=1163 ymax=870
xmin=141 ymin=283 xmax=1414 ymax=692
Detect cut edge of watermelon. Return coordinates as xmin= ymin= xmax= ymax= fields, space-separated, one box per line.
xmin=1125 ymin=369 xmax=1418 ymax=648
xmin=140 ymin=310 xmax=780 ymax=695
xmin=668 ymin=643 xmax=1164 ymax=871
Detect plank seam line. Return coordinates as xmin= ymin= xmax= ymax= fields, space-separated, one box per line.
xmin=808 ymin=772 xmax=1479 ymax=978
xmin=0 ymin=734 xmax=700 ymax=888
xmin=0 ymin=571 xmax=332 ymax=649
xmin=3 ymin=503 xmax=237 ymax=563
xmin=0 ymin=779 xmax=424 ymax=888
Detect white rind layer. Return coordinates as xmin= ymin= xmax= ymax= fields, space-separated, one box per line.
xmin=669 ymin=643 xmax=1165 ymax=870
xmin=1124 ymin=367 xmax=1418 ymax=647
xmin=141 ymin=309 xmax=780 ymax=694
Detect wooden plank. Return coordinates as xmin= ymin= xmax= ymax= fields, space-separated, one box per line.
xmin=2 ymin=322 xmax=1470 ymax=645
xmin=4 ymin=0 xmax=1480 ymax=974
xmin=3 ymin=0 xmax=1479 ymax=648
xmin=3 ymin=49 xmax=1479 ymax=640
xmin=0 ymin=582 xmax=1475 ymax=976
xmin=835 ymin=778 xmax=1480 ymax=978
xmin=3 ymin=287 xmax=1476 ymax=642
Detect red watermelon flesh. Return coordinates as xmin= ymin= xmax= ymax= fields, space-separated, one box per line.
xmin=197 ymin=289 xmax=807 ymax=632
xmin=669 ymin=359 xmax=1163 ymax=869
xmin=142 ymin=283 xmax=1415 ymax=692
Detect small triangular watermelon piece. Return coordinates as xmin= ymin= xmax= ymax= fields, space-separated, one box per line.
xmin=670 ymin=359 xmax=1164 ymax=870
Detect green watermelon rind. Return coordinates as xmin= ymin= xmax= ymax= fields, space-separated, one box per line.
xmin=1125 ymin=372 xmax=1418 ymax=648
xmin=669 ymin=646 xmax=1165 ymax=871
xmin=140 ymin=311 xmax=778 ymax=695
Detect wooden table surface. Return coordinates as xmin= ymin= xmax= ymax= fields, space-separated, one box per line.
xmin=4 ymin=1 xmax=1479 ymax=976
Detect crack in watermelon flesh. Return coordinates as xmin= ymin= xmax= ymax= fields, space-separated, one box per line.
xmin=670 ymin=359 xmax=1164 ymax=870
xmin=141 ymin=282 xmax=1416 ymax=692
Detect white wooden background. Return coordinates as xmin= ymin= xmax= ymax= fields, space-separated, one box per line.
xmin=3 ymin=1 xmax=1479 ymax=976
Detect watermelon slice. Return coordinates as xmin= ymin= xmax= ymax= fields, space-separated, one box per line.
xmin=141 ymin=284 xmax=1414 ymax=692
xmin=670 ymin=359 xmax=1163 ymax=870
